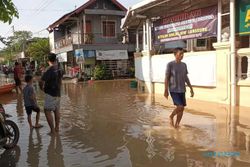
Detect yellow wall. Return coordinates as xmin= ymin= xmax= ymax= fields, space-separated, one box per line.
xmin=237 ymin=81 xmax=250 ymax=107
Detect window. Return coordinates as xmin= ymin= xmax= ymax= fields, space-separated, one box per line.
xmin=196 ymin=39 xmax=206 ymax=47
xmin=102 ymin=21 xmax=116 ymax=37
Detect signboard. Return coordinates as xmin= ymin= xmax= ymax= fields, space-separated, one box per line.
xmin=154 ymin=6 xmax=217 ymax=44
xmin=57 ymin=52 xmax=67 ymax=62
xmin=237 ymin=0 xmax=250 ymax=36
xmin=96 ymin=50 xmax=128 ymax=60
xmin=75 ymin=49 xmax=84 ymax=63
xmin=75 ymin=49 xmax=84 ymax=57
xmin=83 ymin=50 xmax=95 ymax=58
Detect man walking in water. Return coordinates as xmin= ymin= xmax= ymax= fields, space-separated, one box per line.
xmin=40 ymin=53 xmax=62 ymax=134
xmin=164 ymin=47 xmax=194 ymax=128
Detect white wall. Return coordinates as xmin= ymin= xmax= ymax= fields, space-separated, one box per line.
xmin=135 ymin=51 xmax=217 ymax=87
xmin=49 ymin=32 xmax=55 ymax=53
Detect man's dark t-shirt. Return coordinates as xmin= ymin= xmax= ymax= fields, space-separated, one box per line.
xmin=41 ymin=65 xmax=62 ymax=97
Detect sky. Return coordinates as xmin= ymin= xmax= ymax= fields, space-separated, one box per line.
xmin=0 ymin=0 xmax=143 ymax=48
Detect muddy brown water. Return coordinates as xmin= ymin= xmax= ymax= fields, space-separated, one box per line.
xmin=0 ymin=80 xmax=250 ymax=167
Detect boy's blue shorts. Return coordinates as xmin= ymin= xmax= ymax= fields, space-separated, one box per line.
xmin=170 ymin=92 xmax=186 ymax=106
xmin=25 ymin=106 xmax=40 ymax=115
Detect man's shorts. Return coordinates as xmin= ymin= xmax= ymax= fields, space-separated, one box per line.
xmin=14 ymin=78 xmax=21 ymax=86
xmin=25 ymin=106 xmax=40 ymax=115
xmin=44 ymin=94 xmax=60 ymax=111
xmin=170 ymin=92 xmax=186 ymax=106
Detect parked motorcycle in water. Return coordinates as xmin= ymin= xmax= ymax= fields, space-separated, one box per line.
xmin=0 ymin=104 xmax=19 ymax=149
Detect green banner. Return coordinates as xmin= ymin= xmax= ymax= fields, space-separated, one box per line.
xmin=237 ymin=0 xmax=250 ymax=36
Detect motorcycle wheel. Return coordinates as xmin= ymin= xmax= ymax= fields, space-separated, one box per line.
xmin=3 ymin=120 xmax=20 ymax=149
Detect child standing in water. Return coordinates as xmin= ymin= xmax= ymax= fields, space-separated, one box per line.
xmin=23 ymin=75 xmax=42 ymax=128
xmin=164 ymin=47 xmax=194 ymax=128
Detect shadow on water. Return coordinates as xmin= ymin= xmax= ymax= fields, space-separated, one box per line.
xmin=0 ymin=146 xmax=21 ymax=167
xmin=0 ymin=80 xmax=250 ymax=166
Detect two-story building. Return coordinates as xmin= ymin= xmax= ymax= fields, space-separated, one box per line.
xmin=47 ymin=0 xmax=135 ymax=78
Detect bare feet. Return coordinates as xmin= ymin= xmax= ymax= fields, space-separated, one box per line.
xmin=169 ymin=115 xmax=174 ymax=127
xmin=33 ymin=124 xmax=43 ymax=128
xmin=48 ymin=130 xmax=56 ymax=136
xmin=174 ymin=124 xmax=180 ymax=129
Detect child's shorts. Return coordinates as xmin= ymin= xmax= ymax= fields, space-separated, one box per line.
xmin=170 ymin=92 xmax=186 ymax=106
xmin=25 ymin=106 xmax=40 ymax=115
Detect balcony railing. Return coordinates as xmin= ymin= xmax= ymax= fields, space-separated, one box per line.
xmin=55 ymin=36 xmax=73 ymax=49
xmin=237 ymin=48 xmax=250 ymax=81
xmin=54 ymin=33 xmax=124 ymax=49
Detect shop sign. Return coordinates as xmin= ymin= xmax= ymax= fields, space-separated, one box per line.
xmin=154 ymin=5 xmax=217 ymax=43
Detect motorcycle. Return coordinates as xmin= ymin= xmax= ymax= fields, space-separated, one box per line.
xmin=0 ymin=104 xmax=19 ymax=149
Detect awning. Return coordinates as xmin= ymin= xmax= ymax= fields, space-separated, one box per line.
xmin=122 ymin=0 xmax=220 ymax=30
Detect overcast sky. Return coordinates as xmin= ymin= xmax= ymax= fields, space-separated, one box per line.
xmin=0 ymin=0 xmax=142 ymax=48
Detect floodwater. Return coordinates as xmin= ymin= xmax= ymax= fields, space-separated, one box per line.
xmin=0 ymin=80 xmax=250 ymax=167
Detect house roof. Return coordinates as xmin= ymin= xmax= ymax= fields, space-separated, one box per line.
xmin=48 ymin=0 xmax=127 ymax=31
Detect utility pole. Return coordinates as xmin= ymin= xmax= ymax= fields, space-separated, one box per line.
xmin=12 ymin=25 xmax=15 ymax=35
xmin=10 ymin=25 xmax=15 ymax=65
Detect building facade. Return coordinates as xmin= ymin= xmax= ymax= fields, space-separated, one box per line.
xmin=48 ymin=0 xmax=135 ymax=78
xmin=123 ymin=0 xmax=250 ymax=107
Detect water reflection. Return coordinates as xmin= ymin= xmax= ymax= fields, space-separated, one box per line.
xmin=27 ymin=129 xmax=42 ymax=167
xmin=0 ymin=81 xmax=249 ymax=166
xmin=0 ymin=146 xmax=20 ymax=167
xmin=47 ymin=135 xmax=65 ymax=167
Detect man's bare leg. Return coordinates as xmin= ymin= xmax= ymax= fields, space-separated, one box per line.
xmin=54 ymin=109 xmax=60 ymax=132
xmin=175 ymin=106 xmax=184 ymax=128
xmin=18 ymin=85 xmax=22 ymax=93
xmin=33 ymin=112 xmax=43 ymax=128
xmin=45 ymin=110 xmax=55 ymax=134
xmin=169 ymin=107 xmax=179 ymax=127
xmin=15 ymin=86 xmax=19 ymax=94
xmin=27 ymin=115 xmax=33 ymax=128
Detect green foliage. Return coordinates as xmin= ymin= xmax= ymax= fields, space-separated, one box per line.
xmin=26 ymin=38 xmax=50 ymax=63
xmin=0 ymin=0 xmax=19 ymax=24
xmin=93 ymin=64 xmax=111 ymax=80
xmin=7 ymin=31 xmax=32 ymax=51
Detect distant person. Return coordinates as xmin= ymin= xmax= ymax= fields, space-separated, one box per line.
xmin=23 ymin=75 xmax=42 ymax=129
xmin=39 ymin=53 xmax=62 ymax=135
xmin=25 ymin=62 xmax=32 ymax=75
xmin=39 ymin=64 xmax=46 ymax=76
xmin=3 ymin=65 xmax=9 ymax=78
xmin=164 ymin=47 xmax=194 ymax=128
xmin=13 ymin=62 xmax=22 ymax=93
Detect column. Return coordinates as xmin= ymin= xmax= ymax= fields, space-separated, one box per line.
xmin=83 ymin=14 xmax=86 ymax=44
xmin=136 ymin=29 xmax=140 ymax=52
xmin=230 ymin=0 xmax=236 ymax=106
xmin=217 ymin=0 xmax=222 ymax=42
xmin=246 ymin=135 xmax=250 ymax=152
xmin=237 ymin=56 xmax=242 ymax=80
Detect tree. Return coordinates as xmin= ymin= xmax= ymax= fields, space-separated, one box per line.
xmin=26 ymin=38 xmax=50 ymax=63
xmin=0 ymin=31 xmax=32 ymax=62
xmin=7 ymin=31 xmax=32 ymax=52
xmin=0 ymin=0 xmax=19 ymax=24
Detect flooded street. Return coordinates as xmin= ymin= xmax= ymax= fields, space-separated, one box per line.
xmin=0 ymin=80 xmax=250 ymax=167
